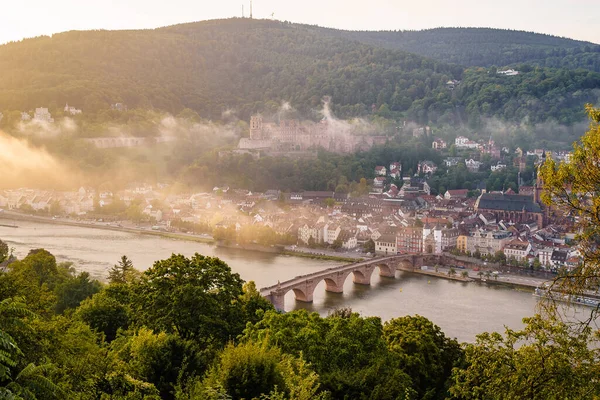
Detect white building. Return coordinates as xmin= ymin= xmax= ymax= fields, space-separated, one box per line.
xmin=455 ymin=136 xmax=479 ymax=149
xmin=503 ymin=239 xmax=532 ymax=262
xmin=64 ymin=103 xmax=82 ymax=115
xmin=298 ymin=223 xmax=325 ymax=245
xmin=465 ymin=159 xmax=482 ymax=172
xmin=537 ymin=246 xmax=554 ymax=268
xmin=373 ymin=177 xmax=386 ymax=188
xmin=339 ymin=230 xmax=358 ymax=250
xmin=423 ymin=224 xmax=443 ymax=254
xmin=21 ymin=112 xmax=31 ymax=121
xmin=444 ymin=157 xmax=462 ymax=167
xmin=33 ymin=108 xmax=54 ymax=123
xmin=432 ymin=138 xmax=447 ymax=149
xmin=467 ymin=229 xmax=512 ymax=256
xmin=418 ymin=161 xmax=437 ymax=175
xmin=375 ymin=234 xmax=397 ymax=255
xmin=491 ymin=162 xmax=507 ymax=172
xmin=323 ymin=224 xmax=341 ymax=245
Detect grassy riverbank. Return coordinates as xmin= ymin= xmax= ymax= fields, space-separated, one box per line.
xmin=409 ymin=269 xmax=473 ymax=282
xmin=475 ymin=277 xmax=537 ymax=291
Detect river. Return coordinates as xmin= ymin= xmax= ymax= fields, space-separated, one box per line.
xmin=0 ymin=217 xmax=564 ymax=342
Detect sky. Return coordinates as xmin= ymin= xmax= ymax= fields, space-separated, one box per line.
xmin=1 ymin=0 xmax=599 ymax=45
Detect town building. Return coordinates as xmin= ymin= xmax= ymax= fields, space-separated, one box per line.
xmin=457 ymin=235 xmax=468 ymax=252
xmin=33 ymin=108 xmax=54 ymax=123
xmin=64 ymin=103 xmax=82 ymax=115
xmin=389 ymin=162 xmax=401 ymax=172
xmin=375 ymin=234 xmax=398 ymax=255
xmin=455 ymin=136 xmax=479 ymax=149
xmin=503 ymin=239 xmax=532 ymax=262
xmin=396 ymin=226 xmax=423 ymax=253
xmin=475 ymin=193 xmax=544 ymax=227
xmin=432 ymin=138 xmax=447 ymax=150
xmin=418 ymin=161 xmax=437 ymax=175
xmin=497 ymin=69 xmax=519 ymax=76
xmin=465 ymin=159 xmax=482 ymax=172
xmin=444 ymin=189 xmax=468 ymax=200
xmin=491 ymin=162 xmax=507 ymax=172
xmin=466 ymin=229 xmax=512 ymax=256
xmin=443 ymin=157 xmax=462 ymax=167
xmin=375 ymin=166 xmax=387 ymax=176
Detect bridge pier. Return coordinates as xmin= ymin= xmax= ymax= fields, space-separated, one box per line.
xmin=293 ymin=287 xmax=314 ymax=303
xmin=269 ymin=291 xmax=286 ymax=312
xmin=324 ymin=273 xmax=347 ymax=293
xmin=260 ymin=255 xmax=421 ymax=311
xmin=353 ymin=266 xmax=375 ymax=285
xmin=378 ymin=263 xmax=396 ymax=278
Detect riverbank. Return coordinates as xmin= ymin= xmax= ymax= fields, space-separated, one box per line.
xmin=475 ymin=277 xmax=538 ymax=291
xmin=0 ymin=211 xmax=359 ymax=262
xmin=410 ymin=269 xmax=473 ymax=282
xmin=0 ymin=211 xmax=215 ymax=244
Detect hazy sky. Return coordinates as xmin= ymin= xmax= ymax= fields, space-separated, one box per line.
xmin=1 ymin=0 xmax=599 ymax=44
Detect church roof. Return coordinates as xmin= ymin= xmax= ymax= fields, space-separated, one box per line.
xmin=477 ymin=193 xmax=541 ymax=213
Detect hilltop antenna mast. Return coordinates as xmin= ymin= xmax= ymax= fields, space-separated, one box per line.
xmin=250 ymin=0 xmax=253 ymax=19
xmin=242 ymin=4 xmax=244 ymax=17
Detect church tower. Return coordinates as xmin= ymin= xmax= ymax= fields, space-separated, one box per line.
xmin=533 ymin=151 xmax=546 ymax=205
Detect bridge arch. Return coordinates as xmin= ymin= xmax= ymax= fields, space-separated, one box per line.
xmin=376 ymin=263 xmax=396 ymax=278
xmin=397 ymin=258 xmax=414 ymax=270
xmin=352 ymin=266 xmax=375 ymax=285
xmin=323 ymin=277 xmax=344 ymax=293
xmin=261 ymin=255 xmax=440 ymax=311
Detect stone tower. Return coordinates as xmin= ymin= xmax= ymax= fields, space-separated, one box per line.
xmin=250 ymin=115 xmax=264 ymax=139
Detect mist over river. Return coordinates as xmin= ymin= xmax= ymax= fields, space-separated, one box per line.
xmin=0 ymin=217 xmax=547 ymax=342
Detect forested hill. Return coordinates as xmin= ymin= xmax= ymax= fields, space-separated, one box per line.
xmin=336 ymin=27 xmax=600 ymax=72
xmin=0 ymin=19 xmax=599 ymax=125
xmin=0 ymin=18 xmax=461 ymax=120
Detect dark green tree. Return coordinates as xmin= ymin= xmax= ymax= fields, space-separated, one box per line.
xmin=133 ymin=253 xmax=244 ymax=343
xmin=450 ymin=314 xmax=600 ymax=399
xmin=384 ymin=315 xmax=463 ymax=399
xmin=108 ymin=255 xmax=136 ymax=284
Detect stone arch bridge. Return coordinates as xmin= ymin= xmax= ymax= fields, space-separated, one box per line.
xmin=260 ymin=254 xmax=443 ymax=311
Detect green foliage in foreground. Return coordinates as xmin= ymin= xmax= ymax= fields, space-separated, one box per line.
xmin=0 ymin=246 xmax=599 ymax=399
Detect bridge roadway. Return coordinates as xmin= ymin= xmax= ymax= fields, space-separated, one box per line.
xmin=260 ymin=254 xmax=434 ymax=311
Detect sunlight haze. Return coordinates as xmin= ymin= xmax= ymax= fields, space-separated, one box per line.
xmin=1 ymin=0 xmax=599 ymax=44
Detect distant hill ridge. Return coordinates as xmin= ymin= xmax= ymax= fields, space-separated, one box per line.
xmin=331 ymin=27 xmax=600 ymax=71
xmin=0 ymin=18 xmax=598 ymax=126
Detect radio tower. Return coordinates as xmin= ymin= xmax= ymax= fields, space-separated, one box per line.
xmin=242 ymin=4 xmax=244 ymax=17
xmin=250 ymin=0 xmax=253 ymax=19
